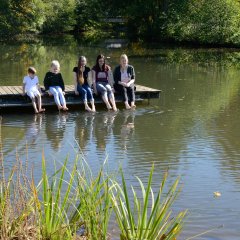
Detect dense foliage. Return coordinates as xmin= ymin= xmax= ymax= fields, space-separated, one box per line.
xmin=1 ymin=0 xmax=240 ymax=45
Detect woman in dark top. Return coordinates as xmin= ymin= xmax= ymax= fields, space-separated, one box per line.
xmin=113 ymin=54 xmax=136 ymax=109
xmin=92 ymin=54 xmax=117 ymax=111
xmin=44 ymin=60 xmax=68 ymax=111
xmin=73 ymin=56 xmax=95 ymax=112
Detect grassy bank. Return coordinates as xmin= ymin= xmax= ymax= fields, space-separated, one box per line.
xmin=0 ymin=153 xmax=186 ymax=240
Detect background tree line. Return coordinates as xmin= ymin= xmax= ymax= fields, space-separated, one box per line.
xmin=1 ymin=0 xmax=240 ymax=46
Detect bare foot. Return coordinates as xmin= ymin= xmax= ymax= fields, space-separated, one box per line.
xmin=58 ymin=106 xmax=63 ymax=110
xmin=131 ymin=103 xmax=136 ymax=109
xmin=125 ymin=102 xmax=131 ymax=110
xmin=63 ymin=107 xmax=69 ymax=111
xmin=113 ymin=107 xmax=118 ymax=112
xmin=35 ymin=110 xmax=39 ymax=114
xmin=85 ymin=106 xmax=93 ymax=112
xmin=39 ymin=108 xmax=45 ymax=113
xmin=92 ymin=106 xmax=96 ymax=112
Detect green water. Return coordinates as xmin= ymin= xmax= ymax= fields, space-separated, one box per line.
xmin=1 ymin=36 xmax=240 ymax=239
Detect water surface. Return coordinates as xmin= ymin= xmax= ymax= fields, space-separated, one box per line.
xmin=0 ymin=37 xmax=240 ymax=239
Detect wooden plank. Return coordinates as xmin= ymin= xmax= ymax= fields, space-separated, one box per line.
xmin=12 ymin=86 xmax=22 ymax=94
xmin=0 ymin=87 xmax=6 ymax=95
xmin=1 ymin=86 xmax=14 ymax=94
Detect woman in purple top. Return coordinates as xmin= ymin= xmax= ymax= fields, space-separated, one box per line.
xmin=73 ymin=56 xmax=96 ymax=112
xmin=92 ymin=54 xmax=117 ymax=111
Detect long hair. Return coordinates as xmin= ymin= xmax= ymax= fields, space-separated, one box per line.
xmin=94 ymin=54 xmax=106 ymax=72
xmin=77 ymin=56 xmax=86 ymax=85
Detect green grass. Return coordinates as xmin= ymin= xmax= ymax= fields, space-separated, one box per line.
xmin=0 ymin=153 xmax=186 ymax=240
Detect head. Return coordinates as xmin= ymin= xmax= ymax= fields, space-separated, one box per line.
xmin=28 ymin=67 xmax=36 ymax=78
xmin=51 ymin=60 xmax=60 ymax=73
xmin=96 ymin=54 xmax=105 ymax=69
xmin=78 ymin=56 xmax=87 ymax=68
xmin=120 ymin=54 xmax=128 ymax=67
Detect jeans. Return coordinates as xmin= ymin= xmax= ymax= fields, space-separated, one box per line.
xmin=96 ymin=81 xmax=113 ymax=99
xmin=77 ymin=84 xmax=94 ymax=102
xmin=49 ymin=86 xmax=66 ymax=106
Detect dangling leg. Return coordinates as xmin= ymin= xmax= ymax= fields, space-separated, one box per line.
xmin=49 ymin=87 xmax=63 ymax=110
xmin=56 ymin=86 xmax=68 ymax=111
xmin=97 ymin=83 xmax=112 ymax=110
xmin=106 ymin=84 xmax=118 ymax=111
xmin=36 ymin=91 xmax=45 ymax=112
xmin=79 ymin=85 xmax=92 ymax=112
xmin=127 ymin=85 xmax=136 ymax=108
xmin=85 ymin=85 xmax=96 ymax=112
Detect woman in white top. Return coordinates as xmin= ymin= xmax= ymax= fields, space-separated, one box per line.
xmin=22 ymin=67 xmax=45 ymax=113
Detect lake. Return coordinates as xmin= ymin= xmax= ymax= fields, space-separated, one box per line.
xmin=0 ymin=36 xmax=240 ymax=239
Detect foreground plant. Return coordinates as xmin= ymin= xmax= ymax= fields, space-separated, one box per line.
xmin=111 ymin=165 xmax=187 ymax=240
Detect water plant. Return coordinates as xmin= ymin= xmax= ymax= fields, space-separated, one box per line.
xmin=111 ymin=165 xmax=187 ymax=240
xmin=0 ymin=153 xmax=186 ymax=240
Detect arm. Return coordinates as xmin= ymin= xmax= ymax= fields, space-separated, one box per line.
xmin=92 ymin=70 xmax=98 ymax=95
xmin=44 ymin=73 xmax=50 ymax=93
xmin=73 ymin=72 xmax=79 ymax=95
xmin=22 ymin=83 xmax=26 ymax=96
xmin=126 ymin=66 xmax=135 ymax=87
xmin=108 ymin=69 xmax=114 ymax=88
xmin=59 ymin=73 xmax=65 ymax=92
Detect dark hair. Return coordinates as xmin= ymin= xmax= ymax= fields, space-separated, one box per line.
xmin=28 ymin=67 xmax=36 ymax=74
xmin=77 ymin=56 xmax=86 ymax=85
xmin=94 ymin=54 xmax=106 ymax=72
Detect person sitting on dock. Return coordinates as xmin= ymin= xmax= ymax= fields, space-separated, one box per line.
xmin=44 ymin=60 xmax=68 ymax=111
xmin=22 ymin=67 xmax=45 ymax=114
xmin=113 ymin=54 xmax=136 ymax=109
xmin=92 ymin=54 xmax=117 ymax=111
xmin=73 ymin=56 xmax=96 ymax=112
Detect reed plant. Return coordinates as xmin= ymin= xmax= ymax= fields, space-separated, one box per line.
xmin=0 ymin=152 xmax=187 ymax=240
xmin=111 ymin=165 xmax=187 ymax=240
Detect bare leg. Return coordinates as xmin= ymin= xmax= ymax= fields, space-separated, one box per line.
xmin=102 ymin=95 xmax=112 ymax=110
xmin=109 ymin=94 xmax=117 ymax=111
xmin=84 ymin=101 xmax=92 ymax=112
xmin=31 ymin=98 xmax=38 ymax=113
xmin=131 ymin=101 xmax=136 ymax=108
xmin=90 ymin=100 xmax=96 ymax=112
xmin=37 ymin=95 xmax=45 ymax=112
xmin=125 ymin=101 xmax=131 ymax=109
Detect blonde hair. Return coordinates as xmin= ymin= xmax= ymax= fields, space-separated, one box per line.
xmin=51 ymin=60 xmax=60 ymax=70
xmin=120 ymin=54 xmax=128 ymax=63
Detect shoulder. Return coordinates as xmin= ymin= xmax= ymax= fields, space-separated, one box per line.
xmin=128 ymin=65 xmax=134 ymax=70
xmin=45 ymin=71 xmax=51 ymax=77
xmin=92 ymin=65 xmax=97 ymax=71
xmin=73 ymin=66 xmax=78 ymax=72
xmin=85 ymin=66 xmax=91 ymax=72
xmin=23 ymin=75 xmax=29 ymax=82
xmin=114 ymin=65 xmax=121 ymax=71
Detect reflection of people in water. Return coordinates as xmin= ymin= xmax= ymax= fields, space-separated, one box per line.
xmin=45 ymin=113 xmax=68 ymax=151
xmin=74 ymin=113 xmax=94 ymax=151
xmin=94 ymin=112 xmax=117 ymax=151
xmin=120 ymin=110 xmax=135 ymax=150
xmin=25 ymin=114 xmax=43 ymax=145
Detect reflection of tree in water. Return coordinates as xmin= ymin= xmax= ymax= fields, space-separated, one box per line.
xmin=94 ymin=112 xmax=117 ymax=151
xmin=74 ymin=113 xmax=94 ymax=151
xmin=211 ymin=95 xmax=240 ymax=184
xmin=45 ymin=113 xmax=68 ymax=151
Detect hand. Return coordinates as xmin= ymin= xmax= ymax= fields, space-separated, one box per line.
xmin=62 ymin=91 xmax=65 ymax=95
xmin=48 ymin=91 xmax=52 ymax=96
xmin=75 ymin=91 xmax=79 ymax=95
xmin=112 ymin=88 xmax=115 ymax=93
xmin=94 ymin=89 xmax=98 ymax=95
xmin=126 ymin=82 xmax=131 ymax=87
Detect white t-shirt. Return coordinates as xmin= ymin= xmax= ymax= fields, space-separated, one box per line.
xmin=23 ymin=75 xmax=39 ymax=92
xmin=121 ymin=69 xmax=130 ymax=83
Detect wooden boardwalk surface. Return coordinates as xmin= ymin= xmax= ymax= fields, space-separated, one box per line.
xmin=0 ymin=84 xmax=161 ymax=110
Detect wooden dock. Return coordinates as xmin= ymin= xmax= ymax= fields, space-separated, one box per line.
xmin=0 ymin=84 xmax=161 ymax=111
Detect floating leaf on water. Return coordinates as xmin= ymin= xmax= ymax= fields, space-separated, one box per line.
xmin=214 ymin=191 xmax=221 ymax=197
